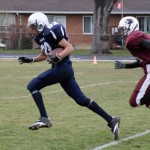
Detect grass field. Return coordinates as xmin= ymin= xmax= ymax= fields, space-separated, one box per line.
xmin=0 ymin=48 xmax=132 ymax=56
xmin=0 ymin=60 xmax=149 ymax=150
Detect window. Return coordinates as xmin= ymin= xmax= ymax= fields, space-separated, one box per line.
xmin=83 ymin=16 xmax=93 ymax=34
xmin=0 ymin=14 xmax=15 ymax=26
xmin=0 ymin=14 xmax=15 ymax=33
xmin=47 ymin=15 xmax=66 ymax=29
xmin=137 ymin=16 xmax=150 ymax=33
xmin=112 ymin=27 xmax=118 ymax=35
xmin=0 ymin=26 xmax=13 ymax=33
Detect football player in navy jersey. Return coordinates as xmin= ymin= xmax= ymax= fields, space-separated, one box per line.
xmin=18 ymin=12 xmax=120 ymax=140
xmin=115 ymin=16 xmax=150 ymax=109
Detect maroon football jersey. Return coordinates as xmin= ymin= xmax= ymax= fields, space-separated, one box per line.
xmin=126 ymin=30 xmax=150 ymax=66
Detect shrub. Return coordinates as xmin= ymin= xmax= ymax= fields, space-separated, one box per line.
xmin=21 ymin=37 xmax=33 ymax=49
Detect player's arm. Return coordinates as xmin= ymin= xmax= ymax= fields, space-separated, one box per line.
xmin=47 ymin=39 xmax=74 ymax=64
xmin=47 ymin=24 xmax=74 ymax=64
xmin=32 ymin=51 xmax=47 ymax=62
xmin=115 ymin=59 xmax=141 ymax=69
xmin=18 ymin=51 xmax=47 ymax=64
xmin=51 ymin=24 xmax=74 ymax=59
xmin=58 ymin=38 xmax=74 ymax=58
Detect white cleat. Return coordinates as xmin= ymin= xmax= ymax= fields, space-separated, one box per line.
xmin=28 ymin=117 xmax=52 ymax=130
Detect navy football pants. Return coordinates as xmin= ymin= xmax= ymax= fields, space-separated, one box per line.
xmin=27 ymin=62 xmax=88 ymax=106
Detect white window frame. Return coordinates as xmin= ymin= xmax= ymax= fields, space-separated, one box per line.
xmin=47 ymin=15 xmax=66 ymax=29
xmin=83 ymin=16 xmax=93 ymax=34
xmin=112 ymin=27 xmax=118 ymax=35
xmin=0 ymin=25 xmax=13 ymax=33
xmin=0 ymin=14 xmax=15 ymax=33
xmin=137 ymin=16 xmax=150 ymax=33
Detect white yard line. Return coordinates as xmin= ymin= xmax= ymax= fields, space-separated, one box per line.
xmin=92 ymin=130 xmax=150 ymax=150
xmin=1 ymin=80 xmax=137 ymax=100
xmin=2 ymin=89 xmax=64 ymax=99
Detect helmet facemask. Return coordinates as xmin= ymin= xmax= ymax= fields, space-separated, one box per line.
xmin=28 ymin=23 xmax=39 ymax=38
xmin=118 ymin=16 xmax=139 ymax=38
xmin=118 ymin=26 xmax=130 ymax=38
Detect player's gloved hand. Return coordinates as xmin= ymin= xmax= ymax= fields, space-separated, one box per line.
xmin=48 ymin=54 xmax=62 ymax=64
xmin=115 ymin=61 xmax=126 ymax=69
xmin=18 ymin=57 xmax=33 ymax=64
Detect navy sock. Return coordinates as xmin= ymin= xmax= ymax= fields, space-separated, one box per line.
xmin=31 ymin=91 xmax=48 ymax=118
xmin=88 ymin=100 xmax=112 ymax=123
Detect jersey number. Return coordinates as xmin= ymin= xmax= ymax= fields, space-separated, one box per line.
xmin=41 ymin=42 xmax=52 ymax=55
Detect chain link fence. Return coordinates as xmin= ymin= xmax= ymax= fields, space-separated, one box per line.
xmin=0 ymin=25 xmax=123 ymax=50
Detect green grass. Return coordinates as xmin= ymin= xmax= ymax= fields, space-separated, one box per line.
xmin=0 ymin=48 xmax=41 ymax=55
xmin=0 ymin=48 xmax=132 ymax=56
xmin=0 ymin=60 xmax=149 ymax=150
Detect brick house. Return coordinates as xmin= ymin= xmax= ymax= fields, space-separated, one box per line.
xmin=0 ymin=0 xmax=150 ymax=49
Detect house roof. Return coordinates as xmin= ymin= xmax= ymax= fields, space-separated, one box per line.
xmin=1 ymin=0 xmax=150 ymax=14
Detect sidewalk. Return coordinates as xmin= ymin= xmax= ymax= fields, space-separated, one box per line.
xmin=0 ymin=53 xmax=135 ymax=62
xmin=71 ymin=55 xmax=135 ymax=62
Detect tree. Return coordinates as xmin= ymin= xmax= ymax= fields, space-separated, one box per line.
xmin=92 ymin=0 xmax=118 ymax=54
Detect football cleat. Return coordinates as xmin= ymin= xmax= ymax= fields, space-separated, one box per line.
xmin=108 ymin=116 xmax=120 ymax=140
xmin=28 ymin=117 xmax=52 ymax=130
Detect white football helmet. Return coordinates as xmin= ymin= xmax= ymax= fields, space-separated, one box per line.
xmin=27 ymin=12 xmax=49 ymax=32
xmin=118 ymin=16 xmax=139 ymax=37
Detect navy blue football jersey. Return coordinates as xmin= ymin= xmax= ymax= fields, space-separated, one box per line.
xmin=34 ymin=22 xmax=69 ymax=55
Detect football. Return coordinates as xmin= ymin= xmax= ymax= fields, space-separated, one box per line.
xmin=49 ymin=48 xmax=64 ymax=57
